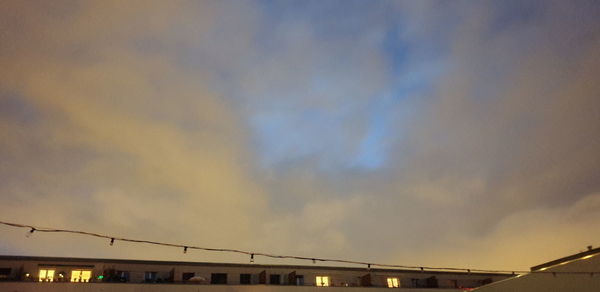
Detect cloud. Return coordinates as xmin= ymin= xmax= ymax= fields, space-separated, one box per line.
xmin=0 ymin=0 xmax=270 ymax=260
xmin=410 ymin=193 xmax=600 ymax=270
xmin=374 ymin=0 xmax=600 ymax=268
xmin=1 ymin=0 xmax=599 ymax=271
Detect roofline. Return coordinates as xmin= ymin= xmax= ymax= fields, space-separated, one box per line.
xmin=530 ymin=246 xmax=600 ymax=271
xmin=0 ymin=255 xmax=509 ymax=277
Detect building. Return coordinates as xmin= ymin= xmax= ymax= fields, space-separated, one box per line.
xmin=0 ymin=255 xmax=513 ymax=291
xmin=474 ymin=247 xmax=600 ymax=292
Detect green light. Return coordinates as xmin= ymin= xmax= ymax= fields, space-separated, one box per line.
xmin=98 ymin=275 xmax=104 ymax=279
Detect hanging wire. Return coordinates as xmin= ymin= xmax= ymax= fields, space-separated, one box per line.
xmin=1 ymin=220 xmax=598 ymax=275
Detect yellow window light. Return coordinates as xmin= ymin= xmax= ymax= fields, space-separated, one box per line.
xmin=387 ymin=277 xmax=400 ymax=288
xmin=38 ymin=269 xmax=55 ymax=282
xmin=316 ymin=276 xmax=330 ymax=287
xmin=71 ymin=270 xmax=92 ymax=282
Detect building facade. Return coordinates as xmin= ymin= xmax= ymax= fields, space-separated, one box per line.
xmin=0 ymin=255 xmax=512 ymax=290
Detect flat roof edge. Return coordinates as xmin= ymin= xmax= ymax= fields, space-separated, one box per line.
xmin=0 ymin=255 xmax=509 ymax=276
xmin=530 ymin=246 xmax=600 ymax=271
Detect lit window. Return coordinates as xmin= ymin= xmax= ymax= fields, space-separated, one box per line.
xmin=387 ymin=277 xmax=399 ymax=288
xmin=39 ymin=269 xmax=55 ymax=282
xmin=316 ymin=276 xmax=330 ymax=287
xmin=70 ymin=270 xmax=92 ymax=282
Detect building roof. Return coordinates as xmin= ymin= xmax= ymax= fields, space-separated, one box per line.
xmin=474 ymin=247 xmax=600 ymax=292
xmin=530 ymin=246 xmax=600 ymax=271
xmin=0 ymin=255 xmax=508 ymax=277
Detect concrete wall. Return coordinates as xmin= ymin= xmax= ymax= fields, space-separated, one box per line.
xmin=0 ymin=282 xmax=464 ymax=292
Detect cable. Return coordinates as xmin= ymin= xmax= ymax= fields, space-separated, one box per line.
xmin=0 ymin=220 xmax=598 ymax=275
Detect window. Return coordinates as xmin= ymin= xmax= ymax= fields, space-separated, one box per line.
xmin=295 ymin=275 xmax=304 ymax=286
xmin=211 ymin=273 xmax=227 ymax=284
xmin=0 ymin=268 xmax=11 ymax=280
xmin=116 ymin=271 xmax=129 ymax=282
xmin=259 ymin=270 xmax=266 ymax=284
xmin=411 ymin=278 xmax=419 ymax=288
xmin=387 ymin=277 xmax=400 ymax=288
xmin=39 ymin=269 xmax=55 ymax=282
xmin=182 ymin=272 xmax=195 ymax=281
xmin=269 ymin=274 xmax=280 ymax=285
xmin=70 ymin=270 xmax=92 ymax=282
xmin=145 ymin=271 xmax=157 ymax=283
xmin=316 ymin=276 xmax=330 ymax=287
xmin=425 ymin=276 xmax=438 ymax=288
xmin=240 ymin=274 xmax=251 ymax=284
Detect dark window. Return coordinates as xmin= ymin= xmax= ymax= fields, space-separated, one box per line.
xmin=360 ymin=273 xmax=371 ymax=286
xmin=145 ymin=272 xmax=157 ymax=283
xmin=117 ymin=271 xmax=129 ymax=282
xmin=182 ymin=273 xmax=195 ymax=281
xmin=425 ymin=276 xmax=438 ymax=288
xmin=295 ymin=275 xmax=304 ymax=286
xmin=240 ymin=274 xmax=251 ymax=284
xmin=259 ymin=270 xmax=266 ymax=284
xmin=104 ymin=270 xmax=129 ymax=282
xmin=411 ymin=278 xmax=420 ymax=288
xmin=0 ymin=268 xmax=11 ymax=280
xmin=270 ymin=274 xmax=281 ymax=285
xmin=211 ymin=273 xmax=227 ymax=284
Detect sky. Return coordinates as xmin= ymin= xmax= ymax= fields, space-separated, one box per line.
xmin=0 ymin=0 xmax=599 ymax=271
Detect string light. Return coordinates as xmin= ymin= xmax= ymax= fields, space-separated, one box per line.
xmin=25 ymin=227 xmax=35 ymax=238
xmin=1 ymin=220 xmax=599 ymax=276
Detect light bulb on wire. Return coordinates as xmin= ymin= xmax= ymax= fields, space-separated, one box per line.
xmin=25 ymin=228 xmax=35 ymax=238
